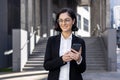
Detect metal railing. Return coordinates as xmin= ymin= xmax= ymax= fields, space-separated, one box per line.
xmin=91 ymin=24 xmax=102 ymax=37
xmin=4 ymin=29 xmax=37 ymax=55
xmin=97 ymin=24 xmax=102 ymax=37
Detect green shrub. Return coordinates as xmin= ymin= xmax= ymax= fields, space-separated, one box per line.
xmin=0 ymin=68 xmax=12 ymax=72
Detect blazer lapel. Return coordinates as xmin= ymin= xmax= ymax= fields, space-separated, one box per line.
xmin=55 ymin=34 xmax=61 ymax=57
xmin=72 ymin=34 xmax=76 ymax=46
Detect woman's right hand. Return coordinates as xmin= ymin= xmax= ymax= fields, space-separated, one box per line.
xmin=62 ymin=51 xmax=72 ymax=62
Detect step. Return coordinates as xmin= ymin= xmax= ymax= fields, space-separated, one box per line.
xmin=32 ymin=51 xmax=45 ymax=53
xmin=86 ymin=57 xmax=105 ymax=61
xmin=29 ymin=55 xmax=44 ymax=58
xmin=86 ymin=54 xmax=104 ymax=57
xmin=23 ymin=67 xmax=45 ymax=71
xmin=28 ymin=58 xmax=44 ymax=61
xmin=86 ymin=67 xmax=106 ymax=70
xmin=30 ymin=53 xmax=45 ymax=56
xmin=86 ymin=51 xmax=105 ymax=53
xmin=24 ymin=64 xmax=43 ymax=67
xmin=86 ymin=61 xmax=105 ymax=64
xmin=87 ymin=64 xmax=106 ymax=68
xmin=26 ymin=61 xmax=44 ymax=64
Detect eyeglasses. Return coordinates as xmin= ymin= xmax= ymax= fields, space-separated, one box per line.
xmin=57 ymin=18 xmax=71 ymax=23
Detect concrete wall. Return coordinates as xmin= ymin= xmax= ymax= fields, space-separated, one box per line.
xmin=12 ymin=29 xmax=28 ymax=71
xmin=102 ymin=29 xmax=117 ymax=71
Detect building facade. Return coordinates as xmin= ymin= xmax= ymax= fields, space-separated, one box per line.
xmin=0 ymin=0 xmax=117 ymax=71
xmin=113 ymin=6 xmax=120 ymax=29
xmin=77 ymin=6 xmax=91 ymax=37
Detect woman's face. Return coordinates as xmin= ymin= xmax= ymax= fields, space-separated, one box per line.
xmin=58 ymin=12 xmax=75 ymax=33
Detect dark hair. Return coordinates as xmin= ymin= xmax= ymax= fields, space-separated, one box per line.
xmin=54 ymin=8 xmax=78 ymax=32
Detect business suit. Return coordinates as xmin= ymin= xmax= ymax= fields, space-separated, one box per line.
xmin=44 ymin=34 xmax=86 ymax=80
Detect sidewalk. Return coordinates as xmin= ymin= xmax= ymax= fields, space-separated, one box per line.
xmin=82 ymin=70 xmax=120 ymax=80
xmin=0 ymin=71 xmax=48 ymax=80
xmin=0 ymin=70 xmax=120 ymax=80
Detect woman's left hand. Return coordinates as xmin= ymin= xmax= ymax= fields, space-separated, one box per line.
xmin=70 ymin=48 xmax=82 ymax=61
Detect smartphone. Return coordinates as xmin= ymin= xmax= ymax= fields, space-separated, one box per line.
xmin=71 ymin=43 xmax=81 ymax=52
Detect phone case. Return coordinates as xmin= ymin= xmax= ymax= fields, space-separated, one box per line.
xmin=71 ymin=43 xmax=81 ymax=51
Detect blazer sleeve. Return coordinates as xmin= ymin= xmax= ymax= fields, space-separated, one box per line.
xmin=77 ymin=39 xmax=86 ymax=73
xmin=71 ymin=37 xmax=86 ymax=73
xmin=43 ymin=37 xmax=66 ymax=71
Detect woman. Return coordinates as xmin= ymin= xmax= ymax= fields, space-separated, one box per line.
xmin=44 ymin=8 xmax=86 ymax=80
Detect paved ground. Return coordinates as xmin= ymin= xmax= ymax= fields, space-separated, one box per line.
xmin=1 ymin=70 xmax=120 ymax=80
xmin=82 ymin=71 xmax=120 ymax=80
xmin=0 ymin=48 xmax=120 ymax=80
xmin=0 ymin=71 xmax=48 ymax=80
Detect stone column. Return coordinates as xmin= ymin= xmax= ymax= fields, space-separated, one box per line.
xmin=40 ymin=0 xmax=47 ymax=37
xmin=0 ymin=0 xmax=8 ymax=68
xmin=35 ymin=0 xmax=40 ymax=36
xmin=106 ymin=0 xmax=117 ymax=71
xmin=47 ymin=0 xmax=53 ymax=36
xmin=106 ymin=0 xmax=111 ymax=29
xmin=90 ymin=0 xmax=101 ymax=36
xmin=41 ymin=0 xmax=53 ymax=37
xmin=13 ymin=0 xmax=28 ymax=71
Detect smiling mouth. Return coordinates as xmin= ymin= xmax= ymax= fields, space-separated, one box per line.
xmin=62 ymin=26 xmax=68 ymax=29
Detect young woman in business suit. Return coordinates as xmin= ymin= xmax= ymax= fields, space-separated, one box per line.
xmin=44 ymin=8 xmax=86 ymax=80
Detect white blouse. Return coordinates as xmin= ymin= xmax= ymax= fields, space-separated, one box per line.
xmin=59 ymin=34 xmax=72 ymax=80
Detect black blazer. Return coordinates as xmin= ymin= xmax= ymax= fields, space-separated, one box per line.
xmin=44 ymin=34 xmax=86 ymax=80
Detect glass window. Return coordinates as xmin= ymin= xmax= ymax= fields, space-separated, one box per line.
xmin=77 ymin=14 xmax=81 ymax=29
xmin=83 ymin=18 xmax=89 ymax=31
xmin=83 ymin=6 xmax=89 ymax=11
